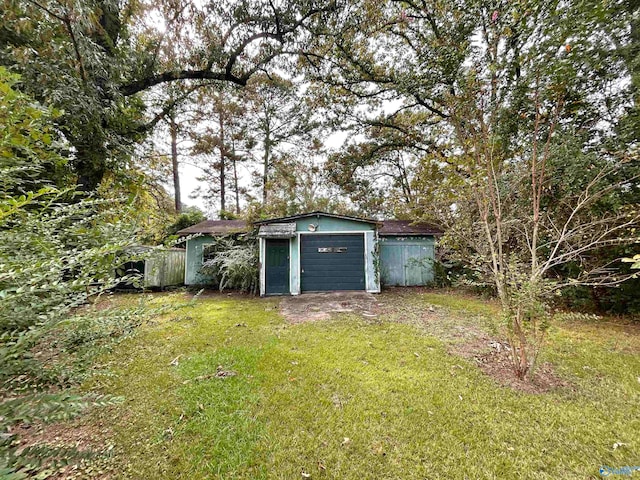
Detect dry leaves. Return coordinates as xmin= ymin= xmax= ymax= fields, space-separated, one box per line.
xmin=182 ymin=365 xmax=237 ymax=384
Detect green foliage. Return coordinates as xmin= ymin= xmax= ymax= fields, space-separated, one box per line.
xmin=431 ymin=260 xmax=456 ymax=288
xmin=219 ymin=209 xmax=240 ymax=220
xmin=315 ymin=0 xmax=639 ymax=321
xmin=186 ymin=75 xmax=331 ymax=216
xmin=338 ymin=0 xmax=637 ymax=377
xmin=371 ymin=239 xmax=380 ymax=286
xmin=200 ymin=236 xmax=259 ymax=293
xmin=0 ymin=76 xmax=147 ymax=477
xmin=1 ymin=441 xmax=94 ymax=479
xmin=243 ymin=74 xmax=321 ymax=205
xmin=559 ymin=280 xmax=640 ymax=316
xmin=0 ymin=194 xmax=138 ymax=329
xmin=0 ymin=67 xmax=70 ymax=192
xmin=325 ymin=110 xmax=436 ymax=217
xmin=622 ymin=254 xmax=640 ymax=270
xmin=165 ymin=208 xmax=207 ymax=238
xmin=56 ymin=306 xmax=148 ymax=353
xmin=0 ymin=194 xmax=139 ymax=477
xmin=2 ymin=0 xmax=337 ymax=192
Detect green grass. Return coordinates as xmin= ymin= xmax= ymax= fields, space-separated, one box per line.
xmin=86 ymin=291 xmax=640 ymax=479
xmin=415 ymin=289 xmax=501 ymax=316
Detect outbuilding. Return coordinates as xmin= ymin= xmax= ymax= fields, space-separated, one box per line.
xmin=378 ymin=220 xmax=443 ymax=287
xmin=255 ymin=212 xmax=380 ymax=296
xmin=117 ymin=246 xmax=185 ymax=290
xmin=178 ymin=213 xmax=443 ymax=295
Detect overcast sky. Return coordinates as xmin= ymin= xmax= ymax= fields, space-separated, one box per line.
xmin=168 ymin=130 xmax=350 ymax=218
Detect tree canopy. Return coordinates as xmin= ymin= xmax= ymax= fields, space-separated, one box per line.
xmin=1 ymin=0 xmax=338 ymax=190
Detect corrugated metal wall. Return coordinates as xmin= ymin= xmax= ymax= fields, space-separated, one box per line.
xmin=379 ymin=236 xmax=435 ymax=286
xmin=144 ymin=249 xmax=185 ymax=288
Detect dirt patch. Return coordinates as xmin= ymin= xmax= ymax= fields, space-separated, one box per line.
xmin=451 ymin=339 xmax=574 ymax=394
xmin=379 ymin=291 xmax=572 ymax=394
xmin=281 ymin=290 xmax=573 ymax=391
xmin=279 ymin=292 xmax=382 ymax=323
xmin=379 ymin=296 xmax=493 ymax=344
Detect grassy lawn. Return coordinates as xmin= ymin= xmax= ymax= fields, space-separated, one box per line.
xmin=81 ymin=290 xmax=639 ymax=479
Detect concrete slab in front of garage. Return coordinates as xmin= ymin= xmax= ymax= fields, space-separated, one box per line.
xmin=279 ymin=291 xmax=381 ymax=323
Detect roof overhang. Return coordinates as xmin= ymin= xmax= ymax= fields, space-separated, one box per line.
xmin=176 ymin=219 xmax=249 ymax=236
xmin=254 ymin=210 xmax=380 ymax=226
xmin=258 ymin=223 xmax=296 ymax=238
xmin=378 ymin=232 xmax=443 ymax=237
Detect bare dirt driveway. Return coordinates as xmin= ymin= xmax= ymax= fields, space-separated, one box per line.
xmin=279 ymin=291 xmax=382 ymax=323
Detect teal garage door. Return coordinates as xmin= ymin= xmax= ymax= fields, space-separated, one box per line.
xmin=300 ymin=234 xmax=365 ymax=292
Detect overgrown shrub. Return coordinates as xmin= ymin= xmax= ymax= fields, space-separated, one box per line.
xmin=0 ymin=193 xmax=151 ymax=476
xmin=200 ymin=236 xmax=259 ymax=293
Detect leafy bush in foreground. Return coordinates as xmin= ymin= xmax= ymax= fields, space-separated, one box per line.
xmin=0 ymin=68 xmax=146 ymax=478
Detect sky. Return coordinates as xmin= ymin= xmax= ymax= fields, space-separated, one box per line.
xmin=179 ymin=161 xmax=207 ymax=212
xmin=171 ymin=130 xmax=350 ymax=218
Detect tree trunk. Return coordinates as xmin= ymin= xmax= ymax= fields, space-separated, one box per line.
xmin=218 ymin=110 xmax=226 ymax=214
xmin=262 ymin=128 xmax=271 ymax=205
xmin=233 ymin=154 xmax=240 ymax=215
xmin=169 ymin=114 xmax=181 ymax=213
xmin=73 ymin=132 xmax=108 ymax=192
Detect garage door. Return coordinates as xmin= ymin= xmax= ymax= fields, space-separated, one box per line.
xmin=301 ymin=234 xmax=365 ymax=292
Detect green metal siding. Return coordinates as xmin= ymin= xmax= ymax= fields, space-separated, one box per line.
xmin=293 ymin=216 xmax=376 ymax=233
xmin=184 ymin=237 xmax=218 ymax=285
xmin=259 ymin=214 xmax=381 ymax=295
xmin=300 ymin=234 xmax=365 ymax=291
xmin=379 ymin=236 xmax=435 ymax=286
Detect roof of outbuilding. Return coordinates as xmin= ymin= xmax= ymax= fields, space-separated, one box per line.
xmin=176 ymin=217 xmax=442 ymax=236
xmin=176 ymin=219 xmax=249 ymax=236
xmin=379 ymin=220 xmax=443 ymax=236
xmin=253 ymin=211 xmax=380 ymax=225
